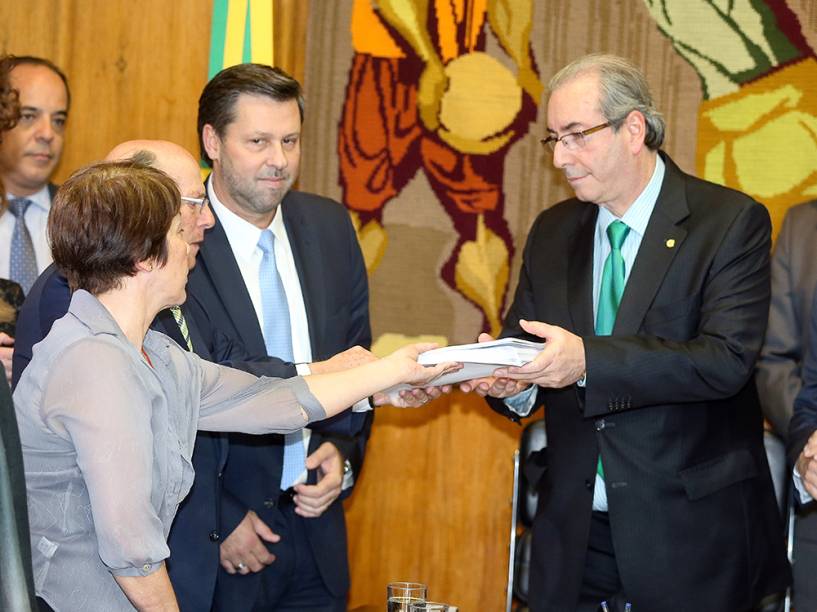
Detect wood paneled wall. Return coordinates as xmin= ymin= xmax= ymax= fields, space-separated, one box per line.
xmin=1 ymin=2 xmax=516 ymax=610
xmin=0 ymin=0 xmax=308 ymax=180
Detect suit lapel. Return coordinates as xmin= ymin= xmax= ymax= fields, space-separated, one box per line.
xmin=282 ymin=195 xmax=324 ymax=356
xmin=198 ymin=213 xmax=267 ymax=355
xmin=614 ymin=155 xmax=690 ymax=335
xmin=567 ymin=205 xmax=598 ymax=336
xmin=152 ymin=309 xmax=186 ymax=347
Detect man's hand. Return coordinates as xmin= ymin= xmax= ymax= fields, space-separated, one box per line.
xmin=493 ymin=320 xmax=585 ymax=388
xmin=798 ymin=430 xmax=817 ymax=499
xmin=219 ymin=511 xmax=280 ymax=575
xmin=459 ymin=333 xmax=532 ymax=398
xmin=0 ymin=332 xmax=14 ymax=384
xmin=461 ymin=375 xmax=531 ymax=398
xmin=373 ymin=384 xmax=452 ymax=408
xmin=309 ymin=346 xmax=377 ymax=375
xmin=294 ymin=442 xmax=343 ymax=518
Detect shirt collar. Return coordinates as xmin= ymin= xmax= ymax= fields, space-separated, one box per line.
xmin=68 ymin=289 xmax=174 ymax=367
xmin=597 ymin=155 xmax=665 ymax=238
xmin=6 ymin=183 xmax=52 ymax=212
xmin=207 ymin=177 xmax=286 ymax=256
xmin=68 ymin=289 xmax=128 ymax=339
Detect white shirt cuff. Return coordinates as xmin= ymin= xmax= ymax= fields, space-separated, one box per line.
xmin=352 ymin=398 xmax=372 ymax=412
xmin=341 ymin=459 xmax=354 ymax=490
xmin=296 ymin=362 xmax=311 ymax=376
xmin=504 ymin=384 xmax=537 ymax=417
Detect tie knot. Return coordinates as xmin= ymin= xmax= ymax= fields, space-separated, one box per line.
xmin=606 ymin=220 xmax=630 ymax=250
xmin=7 ymin=198 xmax=32 ymax=219
xmin=258 ymin=229 xmax=275 ymax=254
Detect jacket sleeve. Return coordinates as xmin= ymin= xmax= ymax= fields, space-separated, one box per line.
xmin=788 ymin=287 xmax=817 ymax=466
xmin=756 ymin=208 xmax=805 ymax=439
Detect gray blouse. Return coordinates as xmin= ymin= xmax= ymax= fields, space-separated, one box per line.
xmin=13 ymin=290 xmax=325 ymax=611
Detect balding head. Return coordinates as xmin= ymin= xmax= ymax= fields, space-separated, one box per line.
xmin=105 ymin=140 xmax=201 ymax=194
xmin=105 ymin=139 xmax=214 ymax=267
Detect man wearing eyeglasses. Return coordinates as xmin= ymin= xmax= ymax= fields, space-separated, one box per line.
xmin=10 ymin=140 xmax=216 ymax=388
xmin=463 ymin=53 xmax=789 ymax=610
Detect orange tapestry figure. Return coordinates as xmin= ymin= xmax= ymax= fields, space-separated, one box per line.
xmin=338 ymin=0 xmax=542 ymax=335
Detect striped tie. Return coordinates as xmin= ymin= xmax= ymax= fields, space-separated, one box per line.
xmin=8 ymin=198 xmax=38 ymax=294
xmin=170 ymin=306 xmax=193 ymax=351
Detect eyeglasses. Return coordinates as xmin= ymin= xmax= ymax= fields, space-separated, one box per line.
xmin=181 ymin=195 xmax=210 ymax=213
xmin=540 ymin=122 xmax=611 ymax=152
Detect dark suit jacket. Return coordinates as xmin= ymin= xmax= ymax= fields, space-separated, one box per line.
xmin=11 ymin=265 xmax=231 ymax=611
xmin=757 ymin=200 xmax=817 ymax=439
xmin=490 ymin=154 xmax=789 ymax=611
xmin=11 ymin=263 xmax=70 ymax=390
xmin=185 ymin=189 xmax=372 ymax=604
xmin=786 ymin=284 xmax=817 ymax=469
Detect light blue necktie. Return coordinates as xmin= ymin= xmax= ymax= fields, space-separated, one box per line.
xmin=8 ymin=198 xmax=38 ymax=294
xmin=595 ymin=220 xmax=630 ymax=479
xmin=258 ymin=230 xmax=304 ymax=490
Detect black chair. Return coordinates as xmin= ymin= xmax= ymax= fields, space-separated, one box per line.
xmin=507 ymin=419 xmax=546 ymax=612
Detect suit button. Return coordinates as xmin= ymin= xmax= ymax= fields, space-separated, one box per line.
xmin=595 ymin=419 xmax=606 ymax=431
xmin=263 ymin=499 xmax=276 ymax=508
xmin=585 ymin=478 xmax=593 ymax=490
xmin=209 ymin=530 xmax=220 ymax=542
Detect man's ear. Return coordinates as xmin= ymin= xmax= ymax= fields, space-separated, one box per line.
xmin=624 ymin=110 xmax=647 ymax=154
xmin=202 ymin=124 xmax=221 ymax=163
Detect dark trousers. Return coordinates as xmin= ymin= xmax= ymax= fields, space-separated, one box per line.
xmin=213 ymin=503 xmax=346 ymax=612
xmin=576 ymin=512 xmax=628 ymax=612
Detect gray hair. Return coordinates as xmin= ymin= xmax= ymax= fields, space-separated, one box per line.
xmin=548 ymin=53 xmax=665 ymax=150
xmin=129 ymin=149 xmax=157 ymax=167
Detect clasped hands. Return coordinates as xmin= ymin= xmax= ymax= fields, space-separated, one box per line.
xmin=459 ymin=319 xmax=586 ymax=398
xmin=324 ymin=318 xmax=585 ymax=408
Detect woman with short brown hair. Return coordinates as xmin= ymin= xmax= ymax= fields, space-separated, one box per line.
xmin=14 ymin=160 xmax=455 ymax=612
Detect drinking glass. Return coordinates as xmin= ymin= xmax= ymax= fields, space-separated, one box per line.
xmin=386 ymin=582 xmax=427 ymax=612
xmin=409 ymin=602 xmax=458 ymax=611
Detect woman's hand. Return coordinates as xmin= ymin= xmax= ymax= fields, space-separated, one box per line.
xmin=368 ymin=343 xmax=461 ymax=407
xmin=386 ymin=342 xmax=462 ymax=386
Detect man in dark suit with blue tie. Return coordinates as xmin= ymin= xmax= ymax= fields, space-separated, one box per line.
xmin=188 ymin=64 xmax=372 ymax=611
xmin=463 ymin=54 xmax=789 ymax=611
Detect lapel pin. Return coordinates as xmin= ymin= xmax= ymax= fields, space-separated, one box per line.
xmin=665 ymin=239 xmax=676 ymax=248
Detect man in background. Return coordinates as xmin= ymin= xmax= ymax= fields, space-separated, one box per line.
xmin=757 ymin=199 xmax=817 ymax=610
xmin=0 ymin=56 xmax=68 ymax=290
xmin=189 ymin=63 xmax=372 ymax=611
xmin=0 ymin=56 xmax=69 ymax=384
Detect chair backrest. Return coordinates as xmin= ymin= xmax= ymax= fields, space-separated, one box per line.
xmin=510 ymin=419 xmax=547 ymax=610
xmin=518 ymin=419 xmax=547 ymax=527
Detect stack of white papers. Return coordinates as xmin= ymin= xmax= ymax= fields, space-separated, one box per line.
xmin=390 ymin=338 xmax=545 ymax=391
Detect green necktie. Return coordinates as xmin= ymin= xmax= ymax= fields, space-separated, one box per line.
xmin=170 ymin=306 xmax=194 ymax=352
xmin=595 ymin=220 xmax=630 ymax=479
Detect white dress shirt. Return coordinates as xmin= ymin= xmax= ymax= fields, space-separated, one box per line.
xmin=506 ymin=155 xmax=666 ymax=511
xmin=0 ymin=184 xmax=54 ymax=279
xmin=209 ymin=184 xmax=313 ymax=485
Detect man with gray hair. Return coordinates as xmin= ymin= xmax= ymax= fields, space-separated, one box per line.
xmin=463 ymin=53 xmax=789 ymax=610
